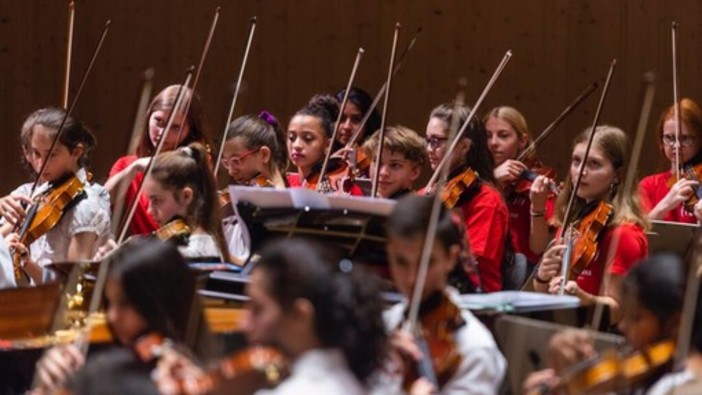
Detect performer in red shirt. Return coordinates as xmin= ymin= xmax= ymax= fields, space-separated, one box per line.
xmin=484 ymin=106 xmax=557 ymax=267
xmin=105 ymin=85 xmax=213 ymax=236
xmin=424 ymin=103 xmax=509 ymax=292
xmin=639 ymin=98 xmax=702 ymax=224
xmin=532 ymin=125 xmax=648 ymax=322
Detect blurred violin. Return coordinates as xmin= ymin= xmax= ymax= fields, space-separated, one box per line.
xmin=666 ymin=163 xmax=702 ymax=212
xmin=154 ymin=217 xmax=191 ymax=242
xmin=513 ymin=159 xmax=559 ymax=195
xmin=559 ymin=339 xmax=675 ymax=394
xmin=441 ymin=167 xmax=479 ymax=209
xmin=401 ymin=291 xmax=464 ymax=391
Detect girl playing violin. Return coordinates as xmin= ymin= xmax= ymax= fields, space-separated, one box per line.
xmin=375 ymin=195 xmax=506 ymax=394
xmin=220 ymin=111 xmax=287 ymax=263
xmin=333 ymin=87 xmax=381 ymax=177
xmin=484 ymin=106 xmax=557 ymax=266
xmin=0 ymin=108 xmax=110 ymax=285
xmin=425 ymin=103 xmax=509 ymax=292
xmin=286 ymin=94 xmax=363 ymax=195
xmin=639 ymin=98 xmax=702 ymax=223
xmin=524 ymin=253 xmax=684 ymax=394
xmin=34 ymin=238 xmax=215 ymax=394
xmin=105 ymin=85 xmax=213 ymax=236
xmin=144 ymin=143 xmax=230 ymax=262
xmin=532 ymin=126 xmax=648 ymax=322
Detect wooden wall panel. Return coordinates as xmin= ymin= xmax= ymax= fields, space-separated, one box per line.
xmin=2 ymin=0 xmax=702 ymax=192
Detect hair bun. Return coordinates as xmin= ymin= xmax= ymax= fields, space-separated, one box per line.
xmin=308 ymin=94 xmax=340 ymax=121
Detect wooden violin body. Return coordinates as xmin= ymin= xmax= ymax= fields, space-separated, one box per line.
xmin=441 ymin=167 xmax=478 ymax=209
xmin=565 ymin=200 xmax=613 ymax=281
xmin=154 ymin=217 xmax=191 ymax=241
xmin=666 ymin=164 xmax=702 ymax=212
xmin=514 ymin=159 xmax=558 ymax=195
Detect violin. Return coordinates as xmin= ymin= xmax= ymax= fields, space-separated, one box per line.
xmin=154 ymin=217 xmax=191 ymax=242
xmin=560 ymin=339 xmax=675 ymax=394
xmin=666 ymin=163 xmax=702 ymax=212
xmin=305 ymin=158 xmax=352 ymax=194
xmin=12 ymin=174 xmax=87 ymax=285
xmin=513 ymin=159 xmax=558 ymax=195
xmin=440 ymin=167 xmax=479 ymax=209
xmin=562 ymin=200 xmax=613 ymax=282
xmin=401 ymin=291 xmax=464 ymax=391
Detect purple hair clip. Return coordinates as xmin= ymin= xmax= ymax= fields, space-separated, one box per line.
xmin=258 ymin=110 xmax=279 ymax=128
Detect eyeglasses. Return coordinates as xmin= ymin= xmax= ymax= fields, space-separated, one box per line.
xmin=662 ymin=134 xmax=696 ymax=147
xmin=425 ymin=136 xmax=448 ymax=149
xmin=222 ymin=147 xmax=260 ymax=169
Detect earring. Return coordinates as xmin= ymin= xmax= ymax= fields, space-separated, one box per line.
xmin=609 ymin=181 xmax=619 ymax=198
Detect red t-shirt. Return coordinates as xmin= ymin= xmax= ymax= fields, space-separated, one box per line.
xmin=567 ymin=222 xmax=648 ymax=295
xmin=506 ymin=190 xmax=556 ymax=264
xmin=286 ymin=172 xmax=364 ymax=196
xmin=458 ymin=184 xmax=509 ymax=292
xmin=109 ymin=155 xmax=159 ymax=236
xmin=639 ymin=171 xmax=698 ymax=224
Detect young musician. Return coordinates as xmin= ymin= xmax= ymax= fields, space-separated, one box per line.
xmin=334 ymin=87 xmax=381 ymax=178
xmin=144 ymin=143 xmax=230 ymax=262
xmin=532 ymin=126 xmax=649 ymax=322
xmin=105 ymin=85 xmax=212 ymax=236
xmin=376 ymin=195 xmax=506 ymax=394
xmin=425 ymin=103 xmax=509 ymax=292
xmin=361 ymin=125 xmax=427 ymax=199
xmin=220 ymin=111 xmax=287 ymax=263
xmin=0 ymin=108 xmax=111 ymax=285
xmin=242 ymin=238 xmax=387 ymax=394
xmin=286 ymin=95 xmax=362 ymax=195
xmin=484 ymin=106 xmax=557 ymax=265
xmin=524 ymin=253 xmax=684 ymax=394
xmin=639 ymin=98 xmax=702 ymax=223
xmin=34 ymin=239 xmax=214 ymax=393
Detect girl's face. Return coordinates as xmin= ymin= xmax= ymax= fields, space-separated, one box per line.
xmin=425 ymin=117 xmax=469 ymax=171
xmin=618 ymin=297 xmax=666 ymax=351
xmin=485 ymin=117 xmax=527 ymax=166
xmin=337 ymin=102 xmax=363 ymax=146
xmin=570 ymin=143 xmax=617 ymax=202
xmin=287 ymin=115 xmax=329 ymax=175
xmin=222 ymin=136 xmax=264 ymax=183
xmin=143 ymin=176 xmax=191 ymax=226
xmin=148 ymin=109 xmax=191 ymax=152
xmin=661 ymin=118 xmax=701 ymax=165
xmin=105 ymin=277 xmax=148 ymax=345
xmin=27 ymin=126 xmax=82 ymax=183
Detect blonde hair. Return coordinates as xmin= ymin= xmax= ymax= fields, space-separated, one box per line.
xmin=554 ymin=125 xmax=649 ymax=230
xmin=485 ymin=106 xmax=533 ymax=157
xmin=362 ymin=125 xmax=427 ymax=167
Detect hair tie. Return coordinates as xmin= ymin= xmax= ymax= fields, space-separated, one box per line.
xmin=258 ymin=111 xmax=279 ymax=128
xmin=338 ymin=258 xmax=354 ymax=274
xmin=178 ymin=146 xmax=194 ymax=158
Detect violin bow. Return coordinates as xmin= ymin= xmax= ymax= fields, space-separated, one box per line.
xmin=675 ymin=226 xmax=702 ymax=365
xmin=424 ymin=50 xmax=513 ymax=191
xmin=558 ymin=59 xmax=617 ymax=295
xmin=213 ymin=16 xmax=257 ymax=175
xmin=403 ymin=81 xmax=466 ymax=388
xmin=345 ymin=27 xmax=422 ymax=150
xmin=672 ymin=21 xmax=682 ymax=180
xmin=175 ymin=6 xmax=221 ymax=144
xmin=61 ymin=0 xmax=76 ymax=109
xmin=117 ymin=68 xmax=194 ymax=244
xmin=29 ymin=20 xmax=111 ymax=198
xmin=317 ymin=47 xmax=364 ymax=192
xmin=110 ymin=69 xmax=155 ymax=236
xmin=516 ymin=82 xmax=598 ymax=162
xmin=371 ymin=23 xmax=401 ymax=198
xmin=590 ymin=72 xmax=656 ymax=330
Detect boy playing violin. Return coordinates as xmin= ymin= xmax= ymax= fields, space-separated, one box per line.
xmin=362 ymin=125 xmax=427 ymax=199
xmin=374 ymin=195 xmax=505 ymax=394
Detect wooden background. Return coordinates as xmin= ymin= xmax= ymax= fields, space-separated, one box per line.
xmin=1 ymin=0 xmax=701 ymax=192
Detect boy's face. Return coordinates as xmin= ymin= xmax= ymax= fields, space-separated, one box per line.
xmin=386 ymin=233 xmax=458 ymax=300
xmin=371 ymin=148 xmax=421 ymax=198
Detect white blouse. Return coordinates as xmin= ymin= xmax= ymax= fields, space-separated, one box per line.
xmin=178 ymin=233 xmax=223 ymax=261
xmin=372 ymin=288 xmax=507 ymax=395
xmin=1 ymin=169 xmax=111 ymax=285
xmin=255 ymin=348 xmax=366 ymax=395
